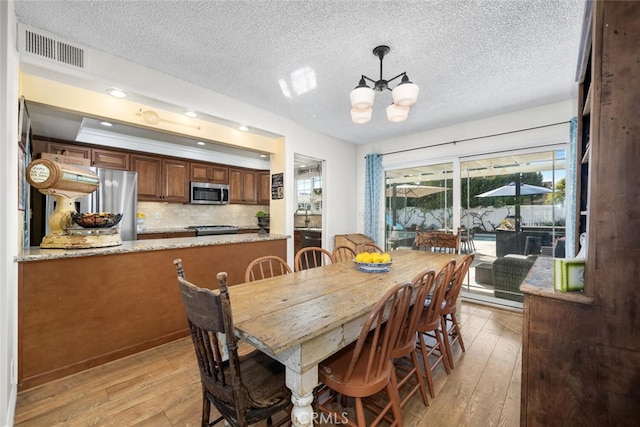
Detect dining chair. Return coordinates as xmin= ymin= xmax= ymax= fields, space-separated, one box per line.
xmin=316 ymin=281 xmax=413 ymax=427
xmin=173 ymin=259 xmax=291 ymax=427
xmin=294 ymin=246 xmax=333 ymax=271
xmin=415 ymin=259 xmax=456 ymax=398
xmin=460 ymin=227 xmax=476 ymax=254
xmin=413 ymin=228 xmax=461 ymax=254
xmin=365 ymin=269 xmax=435 ymax=421
xmin=332 ymin=245 xmax=357 ymax=263
xmin=440 ymin=253 xmax=475 ymax=368
xmin=244 ymin=255 xmax=292 ymax=282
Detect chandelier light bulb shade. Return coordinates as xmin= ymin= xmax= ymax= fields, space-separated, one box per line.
xmin=392 ymin=75 xmax=419 ymax=107
xmin=349 ymin=45 xmax=418 ymax=124
xmin=386 ymin=104 xmax=410 ymax=122
xmin=351 ymin=106 xmax=373 ymax=124
xmin=350 ymin=84 xmax=375 ymax=110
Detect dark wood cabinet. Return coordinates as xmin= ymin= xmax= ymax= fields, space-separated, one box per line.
xmin=229 ymin=167 xmax=258 ymax=204
xmin=258 ymin=171 xmax=270 ymax=205
xmin=137 ymin=231 xmax=196 ymax=240
xmin=131 ymin=155 xmax=162 ymax=200
xmin=521 ymin=3 xmax=640 ymax=425
xmin=132 ymin=155 xmax=188 ymax=202
xmin=31 ymin=137 xmax=265 ymax=204
xmin=162 ymin=159 xmax=189 ymax=202
xmin=92 ymin=147 xmax=130 ymax=170
xmin=47 ymin=141 xmax=91 ymax=159
xmin=190 ymin=162 xmax=229 ymax=184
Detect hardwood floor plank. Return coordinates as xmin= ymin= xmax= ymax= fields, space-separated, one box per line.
xmin=498 ymin=344 xmax=523 ymax=427
xmin=457 ymin=321 xmax=521 ymax=426
xmin=416 ymin=309 xmax=508 ymax=425
xmin=15 ymin=302 xmax=522 ymax=427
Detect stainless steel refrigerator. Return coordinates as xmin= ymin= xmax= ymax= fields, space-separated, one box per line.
xmin=43 ymin=168 xmax=138 ymax=241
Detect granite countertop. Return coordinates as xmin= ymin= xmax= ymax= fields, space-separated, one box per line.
xmin=520 ymin=256 xmax=594 ymax=305
xmin=16 ymin=233 xmax=290 ymax=262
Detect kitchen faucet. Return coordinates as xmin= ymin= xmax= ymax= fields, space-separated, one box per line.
xmin=295 ymin=207 xmax=311 ymax=227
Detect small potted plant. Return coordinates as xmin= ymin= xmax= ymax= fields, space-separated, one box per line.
xmin=256 ymin=211 xmax=270 ymax=234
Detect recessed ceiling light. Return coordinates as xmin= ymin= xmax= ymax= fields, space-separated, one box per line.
xmin=196 ymin=141 xmax=206 ymax=146
xmin=184 ymin=110 xmax=198 ymax=118
xmin=238 ymin=125 xmax=249 ymax=132
xmin=107 ymin=88 xmax=127 ymax=98
xmin=99 ymin=121 xmax=113 ymax=127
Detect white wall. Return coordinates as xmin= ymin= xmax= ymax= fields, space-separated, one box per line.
xmin=1 ymin=3 xmax=19 ymax=425
xmin=356 ymin=100 xmax=577 ymax=244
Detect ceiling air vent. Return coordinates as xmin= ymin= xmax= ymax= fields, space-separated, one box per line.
xmin=22 ymin=28 xmax=85 ymax=69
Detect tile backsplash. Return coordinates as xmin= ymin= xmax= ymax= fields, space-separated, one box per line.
xmin=138 ymin=202 xmax=268 ymax=229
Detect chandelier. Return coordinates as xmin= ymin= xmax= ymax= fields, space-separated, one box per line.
xmin=349 ymin=45 xmax=419 ymax=124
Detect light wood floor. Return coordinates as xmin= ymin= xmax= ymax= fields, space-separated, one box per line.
xmin=14 ymin=302 xmax=522 ymax=426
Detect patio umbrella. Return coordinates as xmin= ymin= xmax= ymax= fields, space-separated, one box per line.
xmin=386 ymin=184 xmax=445 ymax=198
xmin=475 ymin=182 xmax=552 ymax=198
xmin=387 ymin=185 xmax=446 ymax=230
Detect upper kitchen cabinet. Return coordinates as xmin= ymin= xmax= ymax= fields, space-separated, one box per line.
xmin=132 ymin=154 xmax=189 ymax=202
xmin=47 ymin=141 xmax=91 ymax=159
xmin=33 ymin=138 xmax=129 ymax=170
xmin=190 ymin=162 xmax=229 ymax=184
xmin=229 ymin=167 xmax=257 ymax=204
xmin=258 ymin=171 xmax=270 ymax=205
xmin=91 ymin=147 xmax=130 ymax=170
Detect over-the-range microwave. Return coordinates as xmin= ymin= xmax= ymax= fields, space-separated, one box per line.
xmin=190 ymin=182 xmax=230 ymax=205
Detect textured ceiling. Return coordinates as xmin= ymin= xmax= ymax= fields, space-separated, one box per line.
xmin=14 ymin=0 xmax=585 ymax=145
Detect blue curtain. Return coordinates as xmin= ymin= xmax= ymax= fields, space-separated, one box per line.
xmin=365 ymin=154 xmax=383 ymax=244
xmin=565 ymin=117 xmax=577 ymax=257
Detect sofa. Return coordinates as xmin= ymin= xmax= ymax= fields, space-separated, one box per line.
xmin=492 ymin=254 xmax=537 ymax=302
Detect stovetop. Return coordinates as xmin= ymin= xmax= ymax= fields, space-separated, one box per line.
xmin=187 ymin=225 xmax=239 ymax=236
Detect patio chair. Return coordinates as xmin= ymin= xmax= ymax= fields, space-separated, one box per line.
xmin=413 ymin=227 xmax=461 ymax=254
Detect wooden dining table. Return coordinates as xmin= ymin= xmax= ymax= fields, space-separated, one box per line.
xmin=228 ymin=249 xmax=463 ymax=426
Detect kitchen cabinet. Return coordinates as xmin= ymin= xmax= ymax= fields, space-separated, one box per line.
xmin=521 ymin=3 xmax=640 ymax=425
xmin=47 ymin=141 xmax=91 ymax=159
xmin=131 ymin=155 xmax=162 ymax=200
xmin=91 ymin=147 xmax=130 ymax=170
xmin=137 ymin=231 xmax=196 ymax=240
xmin=17 ymin=237 xmax=287 ymax=389
xmin=239 ymin=228 xmax=260 ymax=234
xmin=294 ymin=230 xmax=303 ymax=254
xmin=132 ymin=155 xmax=189 ymax=202
xmin=33 ymin=139 xmax=129 ymax=170
xmin=258 ymin=171 xmax=270 ymax=205
xmin=229 ymin=167 xmax=257 ymax=204
xmin=190 ymin=162 xmax=229 ymax=184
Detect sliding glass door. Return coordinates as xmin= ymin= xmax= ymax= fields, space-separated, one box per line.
xmin=385 ymin=147 xmax=566 ymax=308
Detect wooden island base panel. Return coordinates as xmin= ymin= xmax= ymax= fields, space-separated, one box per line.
xmin=17 ymin=234 xmax=287 ymax=390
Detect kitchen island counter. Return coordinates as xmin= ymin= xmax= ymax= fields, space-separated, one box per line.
xmin=16 ymin=233 xmax=288 ymax=262
xmin=17 ymin=233 xmax=288 ymax=389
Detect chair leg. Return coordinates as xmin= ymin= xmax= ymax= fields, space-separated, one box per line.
xmin=417 ymin=333 xmax=436 ymax=398
xmin=202 ymin=394 xmax=210 ymax=427
xmin=386 ymin=376 xmax=404 ymax=427
xmin=442 ymin=313 xmax=466 ymax=369
xmin=355 ymin=397 xmax=367 ymax=427
xmin=440 ymin=315 xmax=454 ymax=368
xmin=408 ymin=351 xmax=430 ymax=407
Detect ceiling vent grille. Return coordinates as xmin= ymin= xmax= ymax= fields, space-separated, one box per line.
xmin=22 ymin=28 xmax=85 ymax=69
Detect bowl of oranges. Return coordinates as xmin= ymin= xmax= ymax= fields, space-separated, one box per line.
xmin=353 ymin=251 xmax=393 ymax=273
